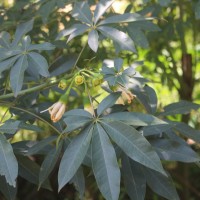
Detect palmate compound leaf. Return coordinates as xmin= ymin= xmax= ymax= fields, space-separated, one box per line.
xmin=100 ymin=120 xmax=166 ymax=176
xmin=91 ymin=123 xmax=120 ymax=200
xmin=0 ymin=134 xmax=18 ymax=187
xmin=142 ymin=166 xmax=180 ymax=200
xmin=58 ymin=125 xmax=93 ymax=191
xmin=121 ymin=153 xmax=146 ymax=200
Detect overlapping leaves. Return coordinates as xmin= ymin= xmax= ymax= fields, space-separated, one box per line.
xmin=57 ymin=0 xmax=152 ymax=52
xmin=0 ymin=20 xmax=55 ymax=96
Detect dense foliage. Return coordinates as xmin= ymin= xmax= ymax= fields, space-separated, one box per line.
xmin=0 ymin=0 xmax=200 ymax=200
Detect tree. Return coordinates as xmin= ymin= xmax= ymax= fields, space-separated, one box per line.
xmin=0 ymin=0 xmax=200 ymax=200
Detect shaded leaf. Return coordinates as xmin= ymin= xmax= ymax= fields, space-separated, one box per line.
xmin=88 ymin=29 xmax=99 ymax=52
xmin=92 ymin=124 xmax=120 ymax=200
xmin=0 ymin=120 xmax=20 ymax=134
xmin=142 ymin=124 xmax=172 ymax=136
xmin=98 ymin=26 xmax=136 ymax=52
xmin=39 ymin=141 xmax=63 ymax=187
xmin=122 ymin=154 xmax=146 ymax=200
xmin=97 ymin=92 xmax=121 ymax=116
xmin=101 ymin=121 xmax=166 ymax=175
xmin=159 ymin=100 xmax=200 ymax=116
xmin=17 ymin=155 xmax=52 ymax=190
xmin=0 ymin=175 xmax=17 ymax=200
xmin=26 ymin=136 xmax=57 ymax=155
xmin=70 ymin=166 xmax=85 ymax=200
xmin=143 ymin=167 xmax=179 ymax=200
xmin=0 ymin=134 xmax=18 ymax=187
xmin=58 ymin=126 xmax=93 ymax=191
xmin=150 ymin=139 xmax=200 ymax=162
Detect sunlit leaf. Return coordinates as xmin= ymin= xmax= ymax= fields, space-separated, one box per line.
xmin=88 ymin=29 xmax=99 ymax=52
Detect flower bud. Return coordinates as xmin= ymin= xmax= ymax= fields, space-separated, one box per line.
xmin=75 ymin=75 xmax=84 ymax=85
xmin=58 ymin=79 xmax=68 ymax=90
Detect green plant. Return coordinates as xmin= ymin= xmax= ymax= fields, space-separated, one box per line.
xmin=0 ymin=1 xmax=200 ymax=200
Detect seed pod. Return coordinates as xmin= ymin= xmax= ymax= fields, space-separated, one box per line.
xmin=58 ymin=79 xmax=68 ymax=90
xmin=75 ymin=75 xmax=85 ymax=85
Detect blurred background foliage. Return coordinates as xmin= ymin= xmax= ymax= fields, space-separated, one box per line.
xmin=0 ymin=0 xmax=200 ymax=199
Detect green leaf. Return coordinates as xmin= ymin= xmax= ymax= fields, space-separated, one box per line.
xmin=121 ymin=154 xmax=146 ymax=200
xmin=67 ymin=24 xmax=89 ymax=42
xmin=150 ymin=139 xmax=200 ymax=162
xmin=172 ymin=122 xmax=200 ymax=143
xmin=97 ymin=92 xmax=121 ymax=116
xmin=114 ymin=58 xmax=123 ymax=72
xmin=0 ymin=31 xmax=11 ymax=48
xmin=10 ymin=54 xmax=28 ymax=97
xmin=92 ymin=124 xmax=120 ymax=200
xmin=103 ymin=112 xmax=166 ymax=126
xmin=21 ymin=35 xmax=31 ymax=50
xmin=72 ymin=2 xmax=93 ymax=25
xmin=101 ymin=121 xmax=166 ymax=175
xmin=56 ymin=24 xmax=82 ymax=40
xmin=38 ymin=0 xmax=56 ymax=23
xmin=128 ymin=27 xmax=149 ymax=48
xmin=26 ymin=136 xmax=57 ymax=155
xmin=19 ymin=122 xmax=43 ymax=132
xmin=58 ymin=126 xmax=93 ymax=191
xmin=99 ymin=13 xmax=148 ymax=25
xmin=17 ymin=155 xmax=52 ymax=190
xmin=63 ymin=109 xmax=93 ymax=132
xmin=159 ymin=100 xmax=200 ymax=116
xmin=142 ymin=124 xmax=172 ymax=136
xmin=70 ymin=166 xmax=85 ymax=200
xmin=0 ymin=55 xmax=20 ymax=76
xmin=0 ymin=175 xmax=17 ymax=200
xmin=28 ymin=42 xmax=55 ymax=51
xmin=144 ymin=85 xmax=157 ymax=114
xmin=28 ymin=52 xmax=50 ymax=77
xmin=94 ymin=0 xmax=115 ymax=24
xmin=39 ymin=141 xmax=63 ymax=188
xmin=88 ymin=29 xmax=99 ymax=52
xmin=12 ymin=19 xmax=34 ymax=47
xmin=0 ymin=134 xmax=18 ymax=187
xmin=195 ymin=1 xmax=200 ymax=19
xmin=0 ymin=48 xmax=21 ymax=62
xmin=0 ymin=120 xmax=20 ymax=134
xmin=157 ymin=0 xmax=171 ymax=7
xmin=98 ymin=26 xmax=136 ymax=52
xmin=143 ymin=167 xmax=179 ymax=200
